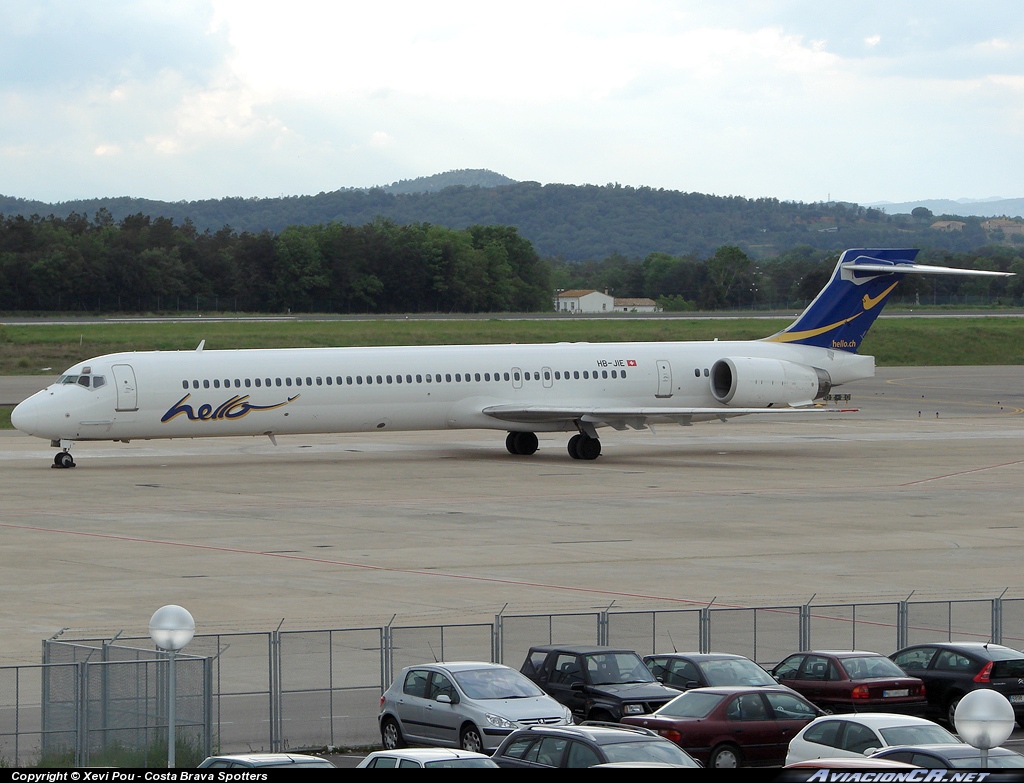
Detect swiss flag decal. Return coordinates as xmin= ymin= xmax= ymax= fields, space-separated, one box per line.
xmin=627 ymin=360 xmax=637 ymax=366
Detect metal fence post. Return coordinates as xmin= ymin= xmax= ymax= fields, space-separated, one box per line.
xmin=699 ymin=608 xmax=711 ymax=654
xmin=993 ymin=594 xmax=1004 ymax=645
xmin=897 ymin=600 xmax=909 ymax=650
xmin=494 ymin=613 xmax=503 ymax=665
xmin=799 ymin=604 xmax=811 ymax=652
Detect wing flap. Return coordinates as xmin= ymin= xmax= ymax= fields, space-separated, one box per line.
xmin=482 ymin=404 xmax=851 ymax=430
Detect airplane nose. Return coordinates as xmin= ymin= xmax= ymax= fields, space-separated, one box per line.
xmin=10 ymin=400 xmax=38 ymax=435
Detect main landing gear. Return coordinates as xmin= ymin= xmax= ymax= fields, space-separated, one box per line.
xmin=505 ymin=431 xmax=602 ymax=460
xmin=567 ymin=432 xmax=601 ymax=460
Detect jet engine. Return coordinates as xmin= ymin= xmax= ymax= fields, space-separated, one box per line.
xmin=710 ymin=357 xmax=832 ymax=407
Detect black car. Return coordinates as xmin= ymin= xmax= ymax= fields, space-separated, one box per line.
xmin=644 ymin=652 xmax=784 ymax=691
xmin=872 ymin=743 xmax=1024 ymax=769
xmin=890 ymin=642 xmax=1024 ymax=727
xmin=521 ymin=644 xmax=681 ymax=722
xmin=491 ymin=723 xmax=701 ymax=768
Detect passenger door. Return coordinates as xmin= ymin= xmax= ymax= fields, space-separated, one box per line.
xmin=112 ymin=364 xmax=139 ymax=411
xmin=423 ymin=671 xmax=462 ymax=745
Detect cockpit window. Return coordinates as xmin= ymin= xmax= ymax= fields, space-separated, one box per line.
xmin=57 ymin=374 xmax=105 ymax=390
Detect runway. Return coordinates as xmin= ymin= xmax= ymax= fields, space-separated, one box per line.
xmin=0 ymin=365 xmax=1022 ymax=666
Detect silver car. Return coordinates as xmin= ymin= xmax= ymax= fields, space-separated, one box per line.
xmin=379 ymin=662 xmax=573 ymax=753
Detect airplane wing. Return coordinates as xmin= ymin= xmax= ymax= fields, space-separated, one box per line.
xmin=481 ymin=404 xmax=853 ymax=431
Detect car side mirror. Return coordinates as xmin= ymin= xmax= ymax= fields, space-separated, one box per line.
xmin=436 ymin=694 xmax=453 ymax=705
xmin=570 ymin=682 xmax=585 ymax=692
xmin=863 ymin=747 xmax=879 ymax=757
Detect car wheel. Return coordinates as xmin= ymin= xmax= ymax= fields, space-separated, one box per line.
xmin=381 ymin=717 xmax=404 ymax=750
xmin=946 ymin=694 xmax=963 ymax=728
xmin=460 ymin=724 xmax=484 ymax=754
xmin=709 ymin=743 xmax=743 ymax=769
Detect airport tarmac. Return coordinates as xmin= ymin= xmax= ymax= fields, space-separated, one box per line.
xmin=0 ymin=365 xmax=1022 ymax=667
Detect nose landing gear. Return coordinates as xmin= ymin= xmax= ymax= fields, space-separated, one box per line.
xmin=52 ymin=451 xmax=76 ymax=469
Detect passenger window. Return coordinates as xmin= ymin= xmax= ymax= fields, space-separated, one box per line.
xmin=935 ymin=651 xmax=974 ymax=672
xmin=306 ymin=377 xmax=312 ymax=386
xmin=286 ymin=378 xmax=292 ymax=386
xmin=417 ymin=375 xmax=423 ymax=383
xmin=803 ymin=720 xmax=842 ymax=748
xmin=503 ymin=372 xmax=510 ymax=381
xmin=255 ymin=378 xmax=262 ymax=387
xmin=396 ymin=375 xmax=402 ymax=384
xmin=801 ymin=656 xmax=831 ymax=681
xmin=203 ymin=380 xmax=210 ymax=389
xmin=574 ymin=371 xmax=579 ymax=379
xmin=376 ymin=375 xmax=383 ymax=384
xmin=502 ymin=737 xmax=537 ymax=761
xmin=893 ymin=648 xmax=936 ymax=672
xmin=295 ymin=378 xmax=302 ymax=386
xmin=403 ymin=669 xmax=429 ymax=698
xmin=214 ymin=380 xmax=221 ymax=388
xmin=387 ymin=375 xmax=393 ymax=384
xmin=475 ymin=373 xmax=481 ymax=381
xmin=567 ymin=739 xmax=601 ymax=767
xmin=244 ymin=379 xmax=251 ymax=387
xmin=182 ymin=381 xmax=189 ymax=390
xmin=455 ymin=374 xmax=461 ymax=382
xmin=842 ymin=723 xmax=881 ymax=754
xmin=406 ymin=375 xmax=413 ymax=383
xmin=275 ymin=378 xmax=282 ymax=386
xmin=532 ymin=737 xmax=567 ymax=767
xmin=445 ymin=374 xmax=452 ymax=383
xmin=427 ymin=673 xmax=456 ymax=701
xmin=602 ymin=370 xmax=608 ymax=379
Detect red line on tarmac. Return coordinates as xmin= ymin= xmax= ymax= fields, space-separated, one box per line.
xmin=0 ymin=521 xmax=733 ymax=609
xmin=899 ymin=459 xmax=1024 ymax=486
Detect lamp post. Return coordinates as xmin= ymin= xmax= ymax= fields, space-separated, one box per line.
xmin=149 ymin=605 xmax=195 ymax=769
xmin=954 ymin=689 xmax=1016 ymax=769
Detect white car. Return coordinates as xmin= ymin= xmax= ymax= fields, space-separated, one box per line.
xmin=379 ymin=661 xmax=573 ymax=753
xmin=357 ymin=748 xmax=499 ymax=768
xmin=786 ymin=713 xmax=958 ymax=764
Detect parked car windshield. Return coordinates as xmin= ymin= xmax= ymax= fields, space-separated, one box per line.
xmin=839 ymin=656 xmax=908 ymax=679
xmin=600 ymin=740 xmax=700 ymax=766
xmin=452 ymin=668 xmax=546 ymax=699
xmin=699 ymin=659 xmax=776 ymax=686
xmin=656 ymin=691 xmax=723 ymax=718
xmin=878 ymin=725 xmax=958 ymax=746
xmin=584 ymin=653 xmax=657 ymax=685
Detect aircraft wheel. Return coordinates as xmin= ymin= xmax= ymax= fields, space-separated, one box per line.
xmin=577 ymin=435 xmax=601 ymax=461
xmin=513 ymin=431 xmax=538 ymax=455
xmin=55 ymin=452 xmax=75 ymax=469
xmin=568 ymin=433 xmax=583 ymax=459
xmin=505 ymin=432 xmax=518 ymax=455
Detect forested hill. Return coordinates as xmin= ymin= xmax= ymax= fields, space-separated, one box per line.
xmin=0 ymin=180 xmax=1007 ymax=261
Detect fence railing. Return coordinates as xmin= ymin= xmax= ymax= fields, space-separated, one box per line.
xmin=0 ymin=595 xmax=1017 ymax=765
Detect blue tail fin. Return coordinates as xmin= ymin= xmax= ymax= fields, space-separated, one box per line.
xmin=765 ymin=248 xmax=921 ymax=352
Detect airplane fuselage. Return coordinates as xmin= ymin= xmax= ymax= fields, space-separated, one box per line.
xmin=13 ymin=339 xmax=872 ymax=444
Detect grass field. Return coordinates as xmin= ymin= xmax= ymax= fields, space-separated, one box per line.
xmin=0 ymin=317 xmax=1021 ymax=376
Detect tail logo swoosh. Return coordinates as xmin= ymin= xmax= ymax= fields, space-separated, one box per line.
xmin=862 ymin=281 xmax=900 ymax=310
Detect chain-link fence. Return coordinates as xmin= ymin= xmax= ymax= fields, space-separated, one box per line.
xmin=0 ymin=595 xmax=1020 ymax=765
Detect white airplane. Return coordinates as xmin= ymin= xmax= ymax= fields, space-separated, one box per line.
xmin=11 ymin=248 xmax=1010 ymax=468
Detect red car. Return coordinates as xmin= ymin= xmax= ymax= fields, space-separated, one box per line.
xmin=620 ymin=686 xmax=822 ymax=768
xmin=771 ymin=650 xmax=927 ymax=715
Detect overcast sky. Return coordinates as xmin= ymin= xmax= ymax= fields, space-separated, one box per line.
xmin=2 ymin=0 xmax=1021 ymax=205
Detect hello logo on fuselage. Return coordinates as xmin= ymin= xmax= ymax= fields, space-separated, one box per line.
xmin=161 ymin=393 xmax=299 ymax=423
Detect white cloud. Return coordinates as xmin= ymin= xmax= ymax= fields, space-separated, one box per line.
xmin=2 ymin=1 xmax=1024 ymax=203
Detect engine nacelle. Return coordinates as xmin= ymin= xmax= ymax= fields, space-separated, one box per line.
xmin=710 ymin=357 xmax=832 ymax=407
